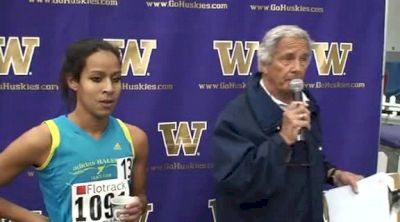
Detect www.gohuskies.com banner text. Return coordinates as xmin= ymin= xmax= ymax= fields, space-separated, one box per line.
xmin=0 ymin=0 xmax=385 ymax=221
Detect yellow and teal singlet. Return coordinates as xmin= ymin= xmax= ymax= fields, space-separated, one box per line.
xmin=35 ymin=115 xmax=135 ymax=222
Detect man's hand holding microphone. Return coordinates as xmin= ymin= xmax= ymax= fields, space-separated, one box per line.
xmin=279 ymin=101 xmax=310 ymax=145
xmin=279 ymin=79 xmax=310 ymax=145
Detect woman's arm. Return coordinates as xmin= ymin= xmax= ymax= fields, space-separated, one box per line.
xmin=0 ymin=124 xmax=51 ymax=221
xmin=117 ymin=124 xmax=148 ymax=222
xmin=0 ymin=197 xmax=48 ymax=222
xmin=129 ymin=125 xmax=149 ymax=211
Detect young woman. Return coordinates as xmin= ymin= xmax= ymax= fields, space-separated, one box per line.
xmin=0 ymin=39 xmax=148 ymax=222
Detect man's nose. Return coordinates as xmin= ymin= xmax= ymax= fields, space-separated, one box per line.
xmin=291 ymin=59 xmax=303 ymax=72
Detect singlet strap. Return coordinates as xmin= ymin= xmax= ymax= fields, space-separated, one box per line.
xmin=116 ymin=118 xmax=135 ymax=158
xmin=36 ymin=120 xmax=61 ymax=170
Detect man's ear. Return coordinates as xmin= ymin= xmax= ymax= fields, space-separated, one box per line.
xmin=260 ymin=63 xmax=269 ymax=75
xmin=67 ymin=76 xmax=78 ymax=91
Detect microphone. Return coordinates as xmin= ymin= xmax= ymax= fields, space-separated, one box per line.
xmin=289 ymin=79 xmax=305 ymax=141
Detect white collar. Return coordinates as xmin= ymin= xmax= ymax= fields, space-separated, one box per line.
xmin=259 ymin=79 xmax=309 ymax=110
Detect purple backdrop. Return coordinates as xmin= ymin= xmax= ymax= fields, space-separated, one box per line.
xmin=0 ymin=0 xmax=385 ymax=221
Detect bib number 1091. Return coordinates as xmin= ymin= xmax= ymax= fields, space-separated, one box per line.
xmin=74 ymin=192 xmax=124 ymax=221
xmin=71 ymin=157 xmax=132 ymax=221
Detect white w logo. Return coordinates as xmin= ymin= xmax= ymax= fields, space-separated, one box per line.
xmin=213 ymin=41 xmax=259 ymax=76
xmin=311 ymin=42 xmax=352 ymax=76
xmin=0 ymin=37 xmax=40 ymax=75
xmin=158 ymin=121 xmax=207 ymax=156
xmin=139 ymin=203 xmax=153 ymax=222
xmin=105 ymin=39 xmax=157 ymax=76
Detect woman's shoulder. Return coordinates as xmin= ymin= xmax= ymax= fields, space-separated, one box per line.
xmin=124 ymin=123 xmax=148 ymax=158
xmin=125 ymin=123 xmax=147 ymax=142
xmin=115 ymin=119 xmax=148 ymax=149
xmin=21 ymin=122 xmax=52 ymax=149
xmin=1 ymin=122 xmax=52 ymax=168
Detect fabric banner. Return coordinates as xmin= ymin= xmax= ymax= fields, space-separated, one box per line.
xmin=0 ymin=1 xmax=385 ymax=221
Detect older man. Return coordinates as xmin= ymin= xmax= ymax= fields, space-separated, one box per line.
xmin=213 ymin=25 xmax=362 ymax=222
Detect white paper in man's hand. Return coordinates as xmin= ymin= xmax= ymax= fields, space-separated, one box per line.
xmin=324 ymin=173 xmax=394 ymax=222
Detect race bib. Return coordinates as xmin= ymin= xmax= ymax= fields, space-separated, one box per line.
xmin=116 ymin=157 xmax=134 ymax=180
xmin=71 ymin=157 xmax=133 ymax=222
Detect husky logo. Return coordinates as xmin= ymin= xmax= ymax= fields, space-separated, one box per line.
xmin=0 ymin=37 xmax=40 ymax=75
xmin=213 ymin=41 xmax=259 ymax=76
xmin=105 ymin=39 xmax=157 ymax=76
xmin=139 ymin=203 xmax=154 ymax=222
xmin=158 ymin=121 xmax=207 ymax=156
xmin=208 ymin=199 xmax=217 ymax=222
xmin=311 ymin=42 xmax=352 ymax=76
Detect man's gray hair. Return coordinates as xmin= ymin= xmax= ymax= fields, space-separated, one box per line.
xmin=257 ymin=25 xmax=312 ymax=71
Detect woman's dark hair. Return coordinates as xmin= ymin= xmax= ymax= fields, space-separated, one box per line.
xmin=59 ymin=38 xmax=121 ymax=110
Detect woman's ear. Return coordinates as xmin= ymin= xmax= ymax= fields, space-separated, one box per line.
xmin=67 ymin=75 xmax=78 ymax=91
